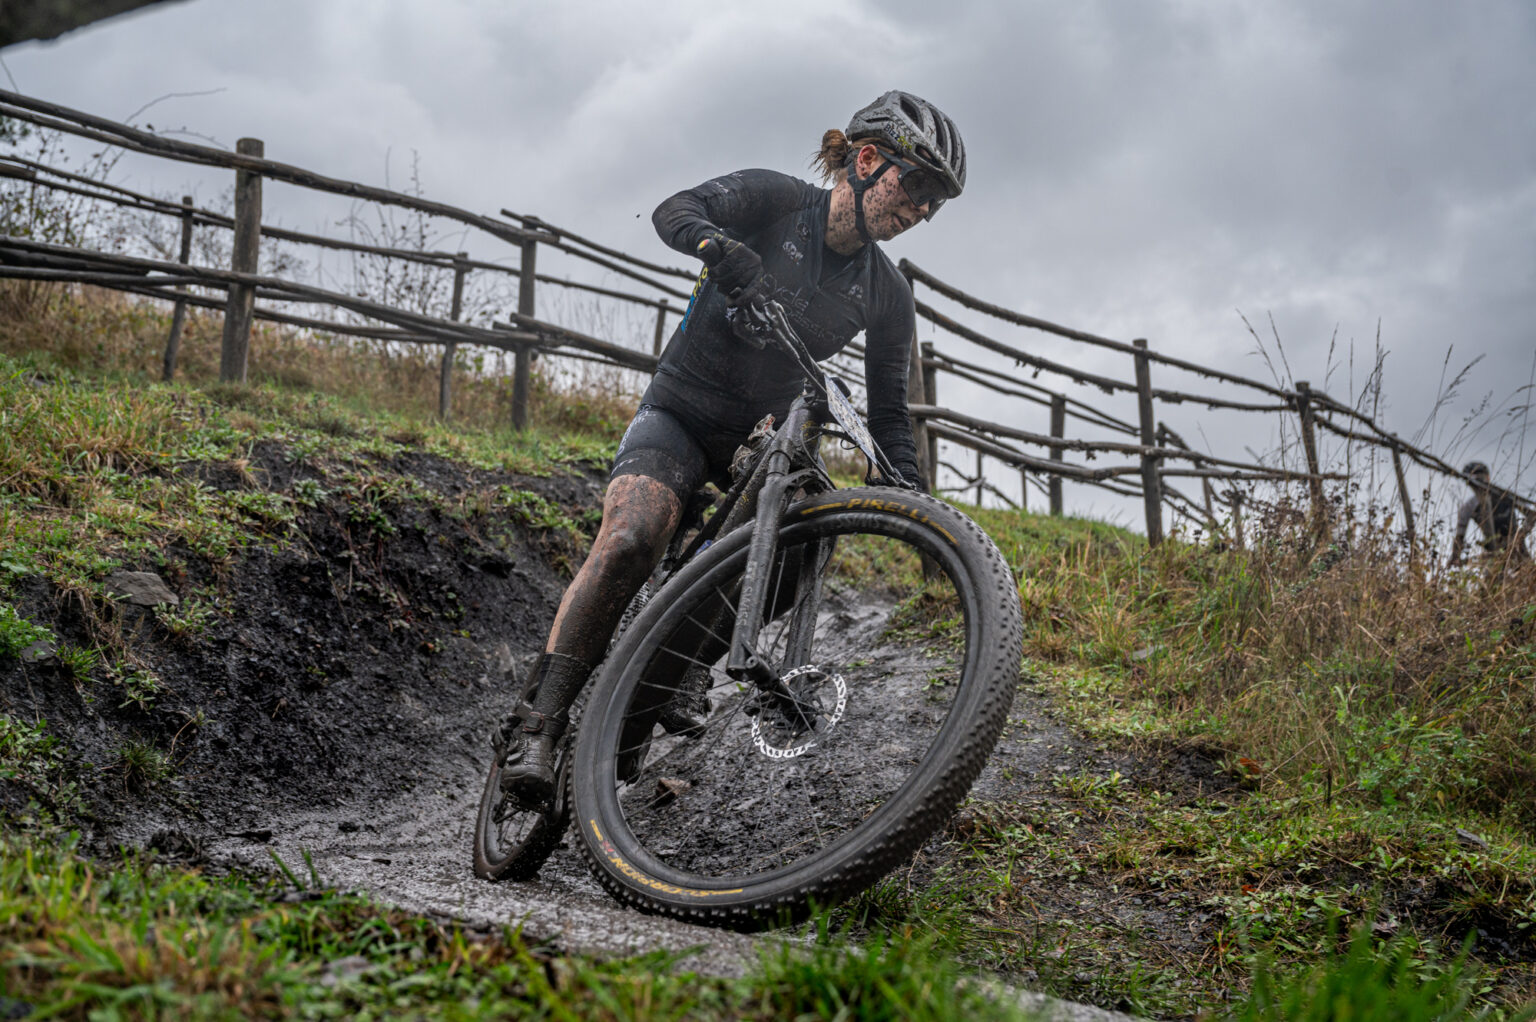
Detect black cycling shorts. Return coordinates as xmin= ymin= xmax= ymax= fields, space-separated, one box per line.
xmin=609 ymin=403 xmax=745 ymax=503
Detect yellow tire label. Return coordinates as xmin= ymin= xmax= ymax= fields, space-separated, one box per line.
xmin=799 ymin=497 xmax=958 ymax=545
xmin=588 ymin=820 xmax=744 ymax=898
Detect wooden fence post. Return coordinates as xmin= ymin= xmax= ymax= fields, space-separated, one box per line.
xmin=652 ymin=298 xmax=669 ymax=356
xmin=437 ymin=252 xmax=467 ymax=421
xmin=1294 ymin=380 xmax=1324 ymax=524
xmin=1133 ymin=338 xmax=1163 ymax=544
xmin=511 ymin=237 xmax=536 ymax=430
xmin=974 ymin=449 xmax=984 ymax=506
xmin=919 ymin=341 xmax=938 ymax=491
xmin=1019 ymin=467 xmax=1028 ymax=512
xmin=899 ymin=265 xmax=937 ymax=491
xmin=1231 ymin=489 xmax=1246 ymax=549
xmin=161 ymin=194 xmax=193 ymax=382
xmin=219 ymin=138 xmax=263 ymax=383
xmin=905 ymin=329 xmax=932 ymax=488
xmin=1049 ymin=393 xmax=1065 ymax=516
xmin=1391 ymin=443 xmax=1416 ymax=550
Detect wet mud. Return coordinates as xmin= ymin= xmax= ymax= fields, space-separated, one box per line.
xmin=0 ymin=448 xmax=813 ymax=972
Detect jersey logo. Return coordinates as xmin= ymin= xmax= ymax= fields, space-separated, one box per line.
xmin=781 ymin=240 xmax=803 ymax=263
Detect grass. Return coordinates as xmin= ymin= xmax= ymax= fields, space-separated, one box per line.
xmin=0 ymin=287 xmax=617 ymax=599
xmin=0 ymin=835 xmax=1043 ymax=1021
xmin=972 ymin=500 xmax=1536 ymax=833
xmin=0 ymin=601 xmax=53 ymax=658
xmin=2 ymin=281 xmax=1535 ymax=1016
xmin=1234 ymin=923 xmax=1534 ymax=1022
xmin=863 ymin=501 xmax=1536 ymax=1016
xmin=0 ymin=715 xmax=80 ymax=822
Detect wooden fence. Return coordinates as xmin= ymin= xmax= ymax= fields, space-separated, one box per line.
xmin=2 ymin=88 xmax=1529 ymax=548
xmin=893 ymin=260 xmax=1536 ymax=543
xmin=0 ymin=89 xmax=687 ymax=428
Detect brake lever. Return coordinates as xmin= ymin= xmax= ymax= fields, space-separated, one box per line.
xmin=729 ymin=303 xmax=773 ymax=350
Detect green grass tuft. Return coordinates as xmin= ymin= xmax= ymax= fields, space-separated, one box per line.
xmin=1232 ymin=920 xmax=1533 ymax=1022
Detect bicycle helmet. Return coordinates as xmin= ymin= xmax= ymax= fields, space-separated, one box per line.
xmin=847 ymin=91 xmax=967 ymax=204
xmin=1464 ymin=460 xmax=1491 ymax=478
xmin=842 ymin=91 xmax=966 ymax=243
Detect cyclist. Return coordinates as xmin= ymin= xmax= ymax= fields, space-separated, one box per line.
xmin=495 ymin=90 xmax=967 ymax=808
xmin=1449 ymin=461 xmax=1529 ymax=567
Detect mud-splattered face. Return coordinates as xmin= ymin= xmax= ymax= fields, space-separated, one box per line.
xmin=857 ymin=154 xmax=931 ymax=242
xmin=853 ymin=144 xmax=931 ymax=241
xmin=826 ymin=144 xmax=931 ymax=253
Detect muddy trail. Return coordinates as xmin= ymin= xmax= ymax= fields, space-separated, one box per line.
xmin=1 ymin=446 xmax=1217 ymax=1013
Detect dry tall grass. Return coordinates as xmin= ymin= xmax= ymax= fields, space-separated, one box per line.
xmin=0 ymin=281 xmax=640 ymax=440
xmin=999 ymin=494 xmax=1536 ymax=834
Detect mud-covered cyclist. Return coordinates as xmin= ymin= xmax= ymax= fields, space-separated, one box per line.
xmin=495 ymin=91 xmax=968 ymax=809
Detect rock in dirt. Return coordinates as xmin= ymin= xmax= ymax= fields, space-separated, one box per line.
xmin=105 ymin=570 xmax=179 ymax=608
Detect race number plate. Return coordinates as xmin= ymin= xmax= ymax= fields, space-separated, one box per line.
xmin=824 ymin=375 xmax=882 ymax=469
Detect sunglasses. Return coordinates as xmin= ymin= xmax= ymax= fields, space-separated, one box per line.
xmin=881 ymin=152 xmax=951 ymax=218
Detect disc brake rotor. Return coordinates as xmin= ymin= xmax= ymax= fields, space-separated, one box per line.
xmin=749 ymin=664 xmax=847 ymax=760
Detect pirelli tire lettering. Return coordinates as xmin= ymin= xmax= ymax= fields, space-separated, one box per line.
xmin=589 ymin=820 xmax=744 ymax=898
xmin=798 ymin=493 xmax=959 ymax=545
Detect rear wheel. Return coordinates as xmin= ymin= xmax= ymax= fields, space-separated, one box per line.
xmin=571 ymin=487 xmax=1022 ymax=928
xmin=471 ymin=731 xmax=572 ymax=882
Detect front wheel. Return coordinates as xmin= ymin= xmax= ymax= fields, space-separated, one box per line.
xmin=570 ymin=487 xmax=1023 ymax=929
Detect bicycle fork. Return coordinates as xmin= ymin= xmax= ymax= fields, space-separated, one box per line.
xmin=725 ymin=405 xmax=828 ymax=732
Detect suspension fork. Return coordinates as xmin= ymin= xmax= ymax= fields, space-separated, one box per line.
xmin=726 ymin=402 xmax=816 ymax=689
xmin=779 ymin=534 xmax=830 ymax=670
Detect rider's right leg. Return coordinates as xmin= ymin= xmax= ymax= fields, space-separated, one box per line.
xmin=544 ymin=475 xmax=684 ymax=667
xmin=498 ymin=475 xmax=682 ymax=807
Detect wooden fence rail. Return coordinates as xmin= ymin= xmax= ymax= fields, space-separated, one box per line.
xmin=0 ymin=150 xmax=692 ymax=309
xmin=0 ymin=236 xmax=654 ymax=369
xmin=4 ymin=88 xmax=1525 ymax=546
xmin=901 ymin=259 xmax=1290 ymax=399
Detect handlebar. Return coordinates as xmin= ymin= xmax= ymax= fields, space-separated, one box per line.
xmin=695 ymin=235 xmax=776 ymax=350
xmin=694 ymin=236 xmax=912 ymax=490
xmin=695 ymin=235 xmax=725 ymax=268
xmin=693 ymin=236 xmax=831 ymax=398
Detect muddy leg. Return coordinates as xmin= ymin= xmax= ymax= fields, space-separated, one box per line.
xmin=498 ymin=477 xmax=682 ymax=807
xmin=544 ymin=475 xmax=683 ymax=666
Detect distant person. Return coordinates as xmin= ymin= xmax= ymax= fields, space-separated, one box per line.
xmin=493 ymin=91 xmax=967 ymax=808
xmin=1448 ymin=461 xmax=1529 ymax=567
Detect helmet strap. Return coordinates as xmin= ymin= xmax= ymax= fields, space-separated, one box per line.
xmin=847 ymin=158 xmax=895 ymax=246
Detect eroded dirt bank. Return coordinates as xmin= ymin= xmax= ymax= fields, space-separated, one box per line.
xmin=2 ymin=448 xmax=588 ymax=850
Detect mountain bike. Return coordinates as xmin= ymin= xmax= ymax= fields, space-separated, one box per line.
xmin=474 ymin=240 xmax=1023 ymax=927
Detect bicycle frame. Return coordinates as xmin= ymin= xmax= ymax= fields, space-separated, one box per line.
xmin=632 ymin=255 xmax=911 ymax=723
xmin=717 ymin=300 xmax=901 ymax=715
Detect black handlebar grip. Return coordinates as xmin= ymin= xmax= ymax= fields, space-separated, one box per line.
xmin=695 ymin=235 xmax=725 ymax=268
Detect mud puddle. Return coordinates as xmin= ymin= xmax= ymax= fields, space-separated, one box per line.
xmin=168 ymin=584 xmax=1000 ymax=975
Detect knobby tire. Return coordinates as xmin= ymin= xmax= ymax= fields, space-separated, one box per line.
xmin=570 ymin=487 xmax=1023 ymax=929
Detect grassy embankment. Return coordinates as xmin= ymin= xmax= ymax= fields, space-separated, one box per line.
xmin=2 ymin=283 xmax=1534 ymax=1019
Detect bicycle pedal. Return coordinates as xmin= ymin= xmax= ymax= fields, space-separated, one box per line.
xmin=501 ymin=788 xmax=553 ymax=815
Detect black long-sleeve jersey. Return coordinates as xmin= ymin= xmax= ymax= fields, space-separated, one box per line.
xmin=648 ymin=168 xmax=922 ymax=485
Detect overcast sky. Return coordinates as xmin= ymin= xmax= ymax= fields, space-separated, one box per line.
xmin=4 ymin=0 xmax=1534 ymax=531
